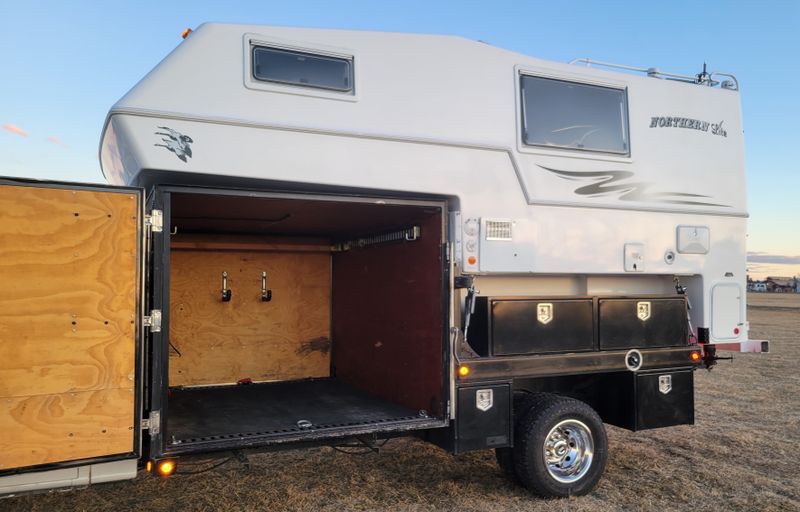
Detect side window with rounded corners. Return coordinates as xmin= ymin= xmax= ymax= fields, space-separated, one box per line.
xmin=252 ymin=46 xmax=354 ymax=93
xmin=521 ymin=75 xmax=629 ymax=155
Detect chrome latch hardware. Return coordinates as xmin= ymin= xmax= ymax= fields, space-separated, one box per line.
xmin=145 ymin=209 xmax=163 ymax=233
xmin=143 ymin=310 xmax=161 ymax=332
xmin=142 ymin=410 xmax=161 ymax=435
xmin=221 ymin=271 xmax=232 ymax=302
xmin=261 ymin=271 xmax=272 ymax=302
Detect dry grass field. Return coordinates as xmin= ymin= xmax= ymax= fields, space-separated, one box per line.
xmin=6 ymin=293 xmax=799 ymax=511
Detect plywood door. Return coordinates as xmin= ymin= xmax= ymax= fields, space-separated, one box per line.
xmin=169 ymin=248 xmax=331 ymax=386
xmin=0 ymin=183 xmax=140 ymax=471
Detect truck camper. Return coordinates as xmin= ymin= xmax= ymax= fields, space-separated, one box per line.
xmin=0 ymin=23 xmax=766 ymax=498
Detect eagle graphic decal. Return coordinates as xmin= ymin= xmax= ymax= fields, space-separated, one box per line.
xmin=154 ymin=126 xmax=193 ymax=162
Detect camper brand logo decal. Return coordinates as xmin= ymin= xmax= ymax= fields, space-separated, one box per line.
xmin=637 ymin=301 xmax=651 ymax=321
xmin=539 ymin=165 xmax=730 ymax=208
xmin=154 ymin=126 xmax=193 ymax=162
xmin=659 ymin=375 xmax=672 ymax=395
xmin=537 ymin=303 xmax=553 ymax=325
xmin=649 ymin=116 xmax=727 ymax=137
xmin=476 ymin=389 xmax=493 ymax=412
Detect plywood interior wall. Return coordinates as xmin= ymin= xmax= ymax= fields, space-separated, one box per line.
xmin=0 ymin=184 xmax=139 ymax=471
xmin=169 ymin=235 xmax=332 ymax=387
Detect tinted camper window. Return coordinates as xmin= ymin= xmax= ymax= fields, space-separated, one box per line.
xmin=252 ymin=47 xmax=354 ymax=93
xmin=521 ymin=76 xmax=629 ymax=155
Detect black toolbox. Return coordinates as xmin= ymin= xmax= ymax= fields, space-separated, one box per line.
xmin=467 ymin=295 xmax=688 ymax=356
xmin=469 ymin=297 xmax=595 ymax=356
xmin=598 ymin=297 xmax=688 ymax=350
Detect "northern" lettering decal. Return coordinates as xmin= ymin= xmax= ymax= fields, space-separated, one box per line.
xmin=649 ymin=117 xmax=727 ymax=137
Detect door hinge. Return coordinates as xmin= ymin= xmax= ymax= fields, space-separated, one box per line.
xmin=145 ymin=209 xmax=163 ymax=233
xmin=143 ymin=310 xmax=162 ymax=332
xmin=141 ymin=410 xmax=161 ymax=435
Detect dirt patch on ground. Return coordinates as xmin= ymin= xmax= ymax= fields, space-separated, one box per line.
xmin=6 ymin=294 xmax=799 ymax=511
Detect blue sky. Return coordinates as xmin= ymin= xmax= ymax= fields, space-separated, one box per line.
xmin=1 ymin=0 xmax=798 ymax=277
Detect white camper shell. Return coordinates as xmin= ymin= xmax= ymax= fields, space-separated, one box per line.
xmin=0 ymin=23 xmax=765 ymax=499
xmin=102 ymin=23 xmax=748 ymax=337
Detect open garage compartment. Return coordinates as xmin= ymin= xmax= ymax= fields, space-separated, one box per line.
xmin=150 ymin=186 xmax=449 ymax=454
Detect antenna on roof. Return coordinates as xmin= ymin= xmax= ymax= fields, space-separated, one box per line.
xmin=696 ymin=63 xmax=716 ymax=86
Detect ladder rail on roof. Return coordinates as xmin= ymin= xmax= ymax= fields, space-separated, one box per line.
xmin=568 ymin=58 xmax=739 ymax=90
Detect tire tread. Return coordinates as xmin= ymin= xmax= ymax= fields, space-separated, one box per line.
xmin=513 ymin=395 xmax=608 ymax=498
xmin=495 ymin=392 xmax=553 ymax=482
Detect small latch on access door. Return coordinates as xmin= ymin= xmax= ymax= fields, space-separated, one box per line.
xmin=221 ymin=271 xmax=232 ymax=302
xmin=261 ymin=272 xmax=272 ymax=302
xmin=624 ymin=243 xmax=645 ymax=272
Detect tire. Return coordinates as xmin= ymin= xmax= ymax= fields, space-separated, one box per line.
xmin=513 ymin=395 xmax=608 ymax=498
xmin=495 ymin=392 xmax=553 ymax=483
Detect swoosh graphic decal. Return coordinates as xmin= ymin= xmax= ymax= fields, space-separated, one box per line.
xmin=539 ymin=166 xmax=730 ymax=207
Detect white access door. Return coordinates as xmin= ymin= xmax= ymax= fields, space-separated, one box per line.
xmin=711 ymin=283 xmax=743 ymax=341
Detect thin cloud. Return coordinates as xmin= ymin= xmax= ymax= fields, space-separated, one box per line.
xmin=2 ymin=123 xmax=29 ymax=138
xmin=747 ymin=252 xmax=800 ymax=265
xmin=47 ymin=135 xmax=68 ymax=148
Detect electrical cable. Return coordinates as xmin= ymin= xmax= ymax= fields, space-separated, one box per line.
xmin=174 ymin=457 xmax=232 ymax=475
xmin=330 ymin=437 xmax=390 ymax=455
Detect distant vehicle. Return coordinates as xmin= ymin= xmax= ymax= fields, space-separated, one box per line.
xmin=0 ymin=23 xmax=768 ymax=499
xmin=751 ymin=283 xmax=768 ymax=292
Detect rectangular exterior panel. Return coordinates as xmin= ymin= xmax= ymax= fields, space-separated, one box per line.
xmin=635 ymin=370 xmax=694 ymax=430
xmin=677 ymin=225 xmax=710 ymax=254
xmin=0 ymin=181 xmax=141 ymax=471
xmin=598 ymin=297 xmax=688 ymax=350
xmin=490 ymin=299 xmax=594 ymax=355
xmin=711 ymin=283 xmax=742 ymax=340
xmin=477 ymin=218 xmax=537 ymax=273
xmin=456 ymin=384 xmax=511 ymax=453
xmin=0 ymin=458 xmax=137 ymax=496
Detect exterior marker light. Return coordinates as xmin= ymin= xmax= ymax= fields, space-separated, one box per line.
xmin=157 ymin=460 xmax=176 ymax=477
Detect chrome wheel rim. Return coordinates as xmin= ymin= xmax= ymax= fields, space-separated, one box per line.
xmin=543 ymin=419 xmax=594 ymax=483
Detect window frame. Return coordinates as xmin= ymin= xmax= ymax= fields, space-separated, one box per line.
xmin=251 ymin=45 xmax=355 ymax=94
xmin=243 ymin=34 xmax=359 ymax=102
xmin=517 ymin=69 xmax=631 ymax=159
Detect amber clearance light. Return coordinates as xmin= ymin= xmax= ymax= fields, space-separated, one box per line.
xmin=690 ymin=351 xmax=702 ymax=363
xmin=458 ymin=365 xmax=470 ymax=378
xmin=157 ymin=460 xmax=176 ymax=477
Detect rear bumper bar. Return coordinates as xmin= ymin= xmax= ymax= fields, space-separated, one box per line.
xmin=713 ymin=339 xmax=770 ymax=353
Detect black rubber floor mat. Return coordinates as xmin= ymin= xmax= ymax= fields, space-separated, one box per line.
xmin=167 ymin=378 xmax=420 ymax=442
